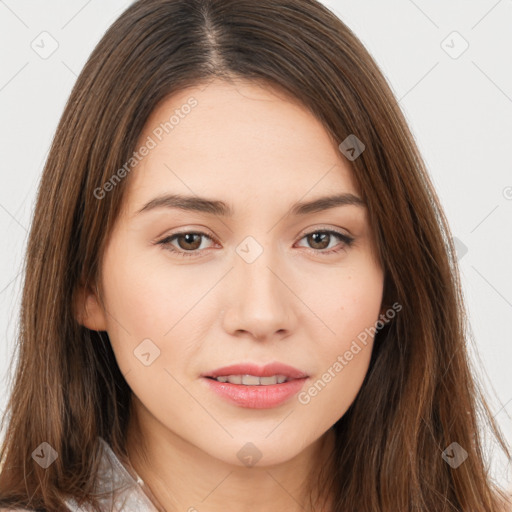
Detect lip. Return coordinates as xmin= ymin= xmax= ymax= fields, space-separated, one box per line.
xmin=202 ymin=378 xmax=308 ymax=409
xmin=201 ymin=362 xmax=308 ymax=380
xmin=200 ymin=362 xmax=309 ymax=409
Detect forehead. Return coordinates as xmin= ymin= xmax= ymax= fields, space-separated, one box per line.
xmin=124 ymin=79 xmax=360 ymax=210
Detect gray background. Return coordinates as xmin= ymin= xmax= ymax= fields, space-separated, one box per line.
xmin=0 ymin=0 xmax=511 ymax=491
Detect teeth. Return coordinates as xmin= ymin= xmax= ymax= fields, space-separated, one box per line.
xmin=213 ymin=374 xmax=289 ymax=385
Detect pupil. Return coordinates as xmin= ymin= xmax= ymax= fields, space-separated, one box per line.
xmin=180 ymin=233 xmax=201 ymax=250
xmin=310 ymin=232 xmax=328 ymax=249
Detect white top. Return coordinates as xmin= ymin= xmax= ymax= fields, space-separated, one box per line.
xmin=63 ymin=436 xmax=161 ymax=511
xmin=1 ymin=437 xmax=162 ymax=512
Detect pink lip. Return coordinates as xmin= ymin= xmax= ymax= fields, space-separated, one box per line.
xmin=201 ymin=362 xmax=309 ymax=409
xmin=201 ymin=362 xmax=308 ymax=379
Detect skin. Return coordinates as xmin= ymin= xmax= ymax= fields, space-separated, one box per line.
xmin=77 ymin=78 xmax=385 ymax=512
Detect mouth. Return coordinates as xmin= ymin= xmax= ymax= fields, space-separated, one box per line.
xmin=200 ymin=362 xmax=309 ymax=409
xmin=201 ymin=361 xmax=308 ymax=380
xmin=205 ymin=374 xmax=292 ymax=385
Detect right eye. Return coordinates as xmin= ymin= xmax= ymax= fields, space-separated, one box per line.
xmin=157 ymin=231 xmax=217 ymax=258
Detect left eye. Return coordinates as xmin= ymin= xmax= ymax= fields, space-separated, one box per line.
xmin=157 ymin=229 xmax=354 ymax=258
xmin=295 ymin=230 xmax=354 ymax=253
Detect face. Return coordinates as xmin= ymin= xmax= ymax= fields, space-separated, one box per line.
xmin=80 ymin=78 xmax=385 ymax=467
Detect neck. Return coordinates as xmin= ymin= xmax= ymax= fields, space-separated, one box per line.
xmin=124 ymin=395 xmax=336 ymax=512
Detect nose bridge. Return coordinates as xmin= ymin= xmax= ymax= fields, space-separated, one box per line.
xmin=221 ymin=233 xmax=294 ymax=339
xmin=236 ymin=233 xmax=285 ymax=303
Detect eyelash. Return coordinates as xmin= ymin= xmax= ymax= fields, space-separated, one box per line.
xmin=156 ymin=229 xmax=355 ymax=258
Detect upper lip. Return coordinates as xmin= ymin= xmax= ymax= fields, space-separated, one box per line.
xmin=202 ymin=362 xmax=308 ymax=380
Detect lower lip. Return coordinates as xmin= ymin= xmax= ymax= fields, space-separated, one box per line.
xmin=202 ymin=377 xmax=308 ymax=409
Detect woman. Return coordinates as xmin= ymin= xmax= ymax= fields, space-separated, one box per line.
xmin=0 ymin=0 xmax=510 ymax=510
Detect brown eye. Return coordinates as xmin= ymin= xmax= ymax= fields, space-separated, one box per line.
xmin=306 ymin=232 xmax=330 ymax=250
xmin=297 ymin=229 xmax=354 ymax=255
xmin=174 ymin=233 xmax=202 ymax=251
xmin=157 ymin=231 xmax=215 ymax=258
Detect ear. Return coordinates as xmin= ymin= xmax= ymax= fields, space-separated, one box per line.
xmin=73 ymin=283 xmax=108 ymax=331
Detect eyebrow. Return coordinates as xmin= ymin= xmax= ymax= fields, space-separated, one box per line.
xmin=136 ymin=192 xmax=366 ymax=217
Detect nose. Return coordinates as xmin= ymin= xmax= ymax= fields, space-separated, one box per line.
xmin=221 ymin=247 xmax=297 ymax=342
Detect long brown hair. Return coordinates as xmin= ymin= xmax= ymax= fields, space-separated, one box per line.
xmin=0 ymin=0 xmax=510 ymax=510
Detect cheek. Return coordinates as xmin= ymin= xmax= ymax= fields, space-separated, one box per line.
xmin=102 ymin=241 xmax=187 ymax=329
xmin=99 ymin=245 xmax=216 ymax=372
xmin=303 ymin=254 xmax=384 ymax=350
xmin=296 ymin=256 xmax=383 ymax=414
